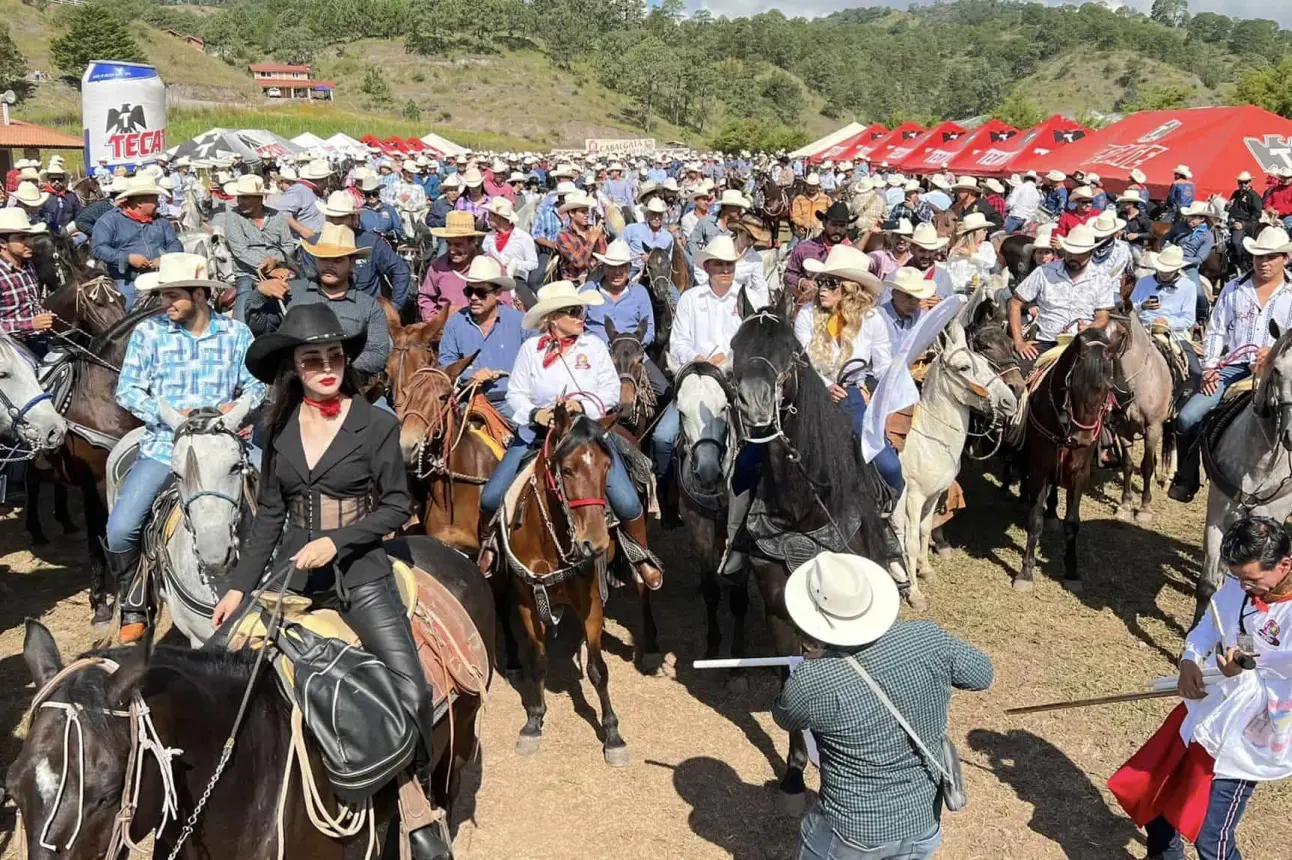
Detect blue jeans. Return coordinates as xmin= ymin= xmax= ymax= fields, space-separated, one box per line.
xmin=233 ymin=275 xmax=256 ymax=323
xmin=1145 ymin=778 xmax=1256 ymax=860
xmin=480 ymin=432 xmax=643 ymax=522
xmin=1004 ymin=216 xmax=1025 ymax=233
xmin=651 ymin=403 xmax=681 ymax=480
xmin=1174 ymin=363 xmax=1251 ymax=487
xmin=105 ymin=455 xmax=173 ymax=553
xmin=799 ymin=806 xmax=941 ymax=860
xmin=843 ymin=388 xmax=904 ymax=496
xmin=117 ymin=279 xmax=137 ymax=310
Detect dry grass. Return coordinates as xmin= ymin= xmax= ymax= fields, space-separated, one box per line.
xmin=1013 ymin=49 xmax=1221 ymax=118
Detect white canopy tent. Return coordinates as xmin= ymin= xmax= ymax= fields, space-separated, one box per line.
xmin=419 ymin=132 xmax=468 ymax=157
xmin=324 ymin=132 xmax=368 ymax=158
xmin=168 ymin=128 xmax=302 ymax=164
xmin=789 ymin=122 xmax=864 ymax=159
xmin=291 ymin=132 xmax=332 ymax=154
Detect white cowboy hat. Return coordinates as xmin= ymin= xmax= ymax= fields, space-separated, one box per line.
xmin=1149 ymin=245 xmax=1187 ymax=273
xmin=1173 ymin=164 xmax=1193 ymax=179
xmin=401 ymin=159 xmax=420 ymax=174
xmin=1180 ymin=201 xmax=1216 ymax=220
xmin=115 ymin=175 xmax=163 ymax=201
xmin=887 ymin=217 xmax=915 ymax=236
xmin=1068 ymin=186 xmax=1094 ymax=202
xmin=462 ymin=254 xmax=515 ymax=291
xmin=554 ymin=180 xmax=577 ymax=197
xmin=643 ymin=197 xmax=668 ymax=215
xmin=715 ymin=189 xmax=751 ymax=211
xmin=1025 ymin=224 xmax=1058 ymax=254
xmin=822 ymin=159 xmax=835 ymax=169
xmin=1129 ymin=168 xmax=1147 ymax=184
xmin=1045 ymin=169 xmax=1066 ymax=183
xmin=1057 ymin=224 xmax=1100 ymax=255
xmin=483 ymin=196 xmax=519 ymax=224
xmin=522 ymin=280 xmax=605 ymax=330
xmin=803 ymin=245 xmax=883 ymax=297
xmin=356 ymin=174 xmax=383 ymax=193
xmin=886 ymin=174 xmax=907 ymax=188
xmin=300 ymin=159 xmax=333 ymax=181
xmin=1237 ymin=171 xmax=1254 ymax=182
xmin=929 ymin=175 xmax=952 ymax=192
xmin=490 ymin=159 xmax=508 ymax=174
xmin=805 ymin=173 xmax=821 ymax=187
xmin=957 ymin=212 xmax=993 ymax=235
xmin=593 ymin=239 xmax=633 ymax=267
xmin=784 ymin=552 xmax=899 ymax=647
xmin=903 ymin=180 xmax=921 ymax=193
xmin=460 ymin=167 xmax=485 ymax=188
xmin=607 ymin=161 xmax=626 ymax=172
xmin=230 ymin=174 xmax=268 ymax=197
xmin=1085 ymin=172 xmax=1101 ymax=185
xmin=661 ymin=178 xmax=680 ymax=192
xmin=507 ymin=171 xmax=527 ymax=184
xmin=1024 ymin=170 xmax=1038 ymax=181
xmin=133 ymin=252 xmax=223 ymax=293
xmin=688 ymin=183 xmax=715 ymax=200
xmin=695 ymin=235 xmax=740 ymax=267
xmin=952 ymin=176 xmax=979 ymax=192
xmin=1090 ymin=210 xmax=1127 ymax=238
xmin=11 ymin=181 xmax=49 ymax=208
xmin=885 ymin=266 xmax=936 ymax=300
xmin=558 ymin=191 xmax=596 ymax=214
xmin=909 ymin=222 xmax=949 ymax=251
xmin=315 ymin=190 xmax=356 ymax=219
xmin=277 ymin=166 xmax=298 ymax=182
xmin=0 ymin=207 xmax=47 ymax=235
xmin=308 ymin=223 xmax=371 ymax=259
xmin=550 ymin=163 xmax=576 ymax=179
xmin=983 ymin=178 xmax=1005 ymax=194
xmin=1007 ymin=174 xmax=1022 ymax=188
xmin=440 ymin=173 xmax=462 ymax=190
xmin=1117 ymin=189 xmax=1146 ymax=206
xmin=1243 ymin=226 xmax=1292 ymax=257
xmin=853 ymin=178 xmax=875 ymax=193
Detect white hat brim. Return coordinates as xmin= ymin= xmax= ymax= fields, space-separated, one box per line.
xmin=802 ymin=259 xmax=883 ymax=297
xmin=1243 ymin=236 xmax=1292 ymax=256
xmin=783 ymin=554 xmax=900 ymax=647
xmin=522 ymin=289 xmax=605 ymax=330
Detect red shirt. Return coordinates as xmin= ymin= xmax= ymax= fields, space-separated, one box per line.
xmin=1055 ymin=209 xmax=1099 ymax=237
xmin=1266 ymin=183 xmax=1292 ymax=218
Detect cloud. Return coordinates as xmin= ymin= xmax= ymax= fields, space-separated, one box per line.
xmin=690 ymin=0 xmax=1292 ymax=28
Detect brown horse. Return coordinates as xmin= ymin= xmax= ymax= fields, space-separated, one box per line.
xmin=394 ymin=353 xmax=503 ymax=555
xmin=503 ymin=405 xmax=633 ymax=766
xmin=755 ymin=173 xmax=797 ymax=247
xmin=606 ymin=318 xmax=657 ymax=439
xmin=385 ymin=305 xmax=453 ymax=397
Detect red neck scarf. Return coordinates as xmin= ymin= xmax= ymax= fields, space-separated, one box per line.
xmin=303 ymin=395 xmax=342 ymax=419
xmin=494 ymin=227 xmax=513 ymax=252
xmin=537 ymin=334 xmax=577 ymax=368
xmin=123 ymin=207 xmax=153 ymax=225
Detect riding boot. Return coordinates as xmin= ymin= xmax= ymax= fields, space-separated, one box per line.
xmin=477 ymin=517 xmax=497 ymax=577
xmin=621 ymin=513 xmax=662 ymax=590
xmin=89 ymin=558 xmax=113 ymax=626
xmin=719 ymin=488 xmax=753 ymax=580
xmin=1169 ymin=435 xmax=1202 ymax=503
xmin=107 ymin=546 xmax=147 ymax=644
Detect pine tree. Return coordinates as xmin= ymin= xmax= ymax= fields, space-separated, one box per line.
xmin=50 ymin=6 xmax=146 ymax=81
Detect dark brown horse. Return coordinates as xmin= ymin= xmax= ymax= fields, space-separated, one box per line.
xmin=605 ymin=318 xmax=657 ymax=439
xmin=640 ymin=244 xmax=688 ymax=364
xmin=755 ymin=173 xmax=797 ymax=247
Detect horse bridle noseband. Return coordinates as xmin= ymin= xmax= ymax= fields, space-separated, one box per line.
xmin=0 ymin=341 xmax=54 ymax=461
xmin=172 ymin=418 xmax=251 ymax=550
xmin=738 ymin=351 xmax=806 ymax=445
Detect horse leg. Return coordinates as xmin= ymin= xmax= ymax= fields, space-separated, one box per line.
xmin=634 ymin=579 xmax=662 ymax=675
xmin=1115 ymin=436 xmax=1135 ymax=522
xmin=25 ymin=469 xmax=47 ymax=545
xmin=580 ymin=585 xmax=627 ymax=766
xmin=932 ymin=525 xmax=953 ymax=559
xmin=513 ymin=594 xmax=547 ymax=755
xmin=1159 ymin=425 xmax=1175 ymax=489
xmin=83 ymin=482 xmax=113 ymax=626
xmin=1137 ymin=423 xmax=1161 ymax=526
xmin=1196 ymin=492 xmax=1229 ymax=625
xmin=700 ymin=566 xmax=723 ymax=661
xmin=1016 ymin=479 xmax=1048 ymax=592
xmin=1063 ymin=482 xmax=1085 ymax=592
xmin=918 ymin=506 xmax=936 ymax=582
xmin=54 ymin=483 xmax=77 ymax=533
xmin=1044 ymin=484 xmax=1060 ymax=531
xmin=727 ymin=567 xmax=751 ymax=694
xmin=491 ymin=573 xmax=522 ymax=680
xmin=899 ymin=489 xmax=927 ymax=609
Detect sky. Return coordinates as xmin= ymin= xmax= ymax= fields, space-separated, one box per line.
xmin=689 ymin=0 xmax=1292 ymax=28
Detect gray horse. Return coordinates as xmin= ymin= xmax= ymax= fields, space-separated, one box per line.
xmin=0 ymin=335 xmax=67 ymax=454
xmin=1108 ymin=311 xmax=1173 ymax=525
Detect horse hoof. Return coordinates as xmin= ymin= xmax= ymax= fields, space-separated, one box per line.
xmin=1115 ymin=506 xmax=1134 ymax=523
xmin=636 ymin=651 xmax=664 ymax=676
xmin=515 ymin=733 xmax=542 ymax=756
xmin=1063 ymin=579 xmax=1085 ymax=594
xmin=91 ymin=605 xmax=113 ymax=627
xmin=1012 ymin=578 xmax=1034 ymax=593
xmin=726 ymin=675 xmax=749 ymax=695
xmin=603 ymin=744 xmax=630 ymax=768
xmin=776 ymin=790 xmax=806 ymax=818
xmin=906 ymin=592 xmax=928 ymax=611
xmin=1134 ymin=510 xmax=1154 ymax=527
xmin=936 ymin=545 xmax=954 ymax=560
xmin=919 ymin=563 xmax=936 ymax=582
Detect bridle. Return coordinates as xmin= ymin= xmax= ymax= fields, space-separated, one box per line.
xmin=400 ymin=367 xmax=495 ymax=483
xmin=1028 ymin=340 xmax=1116 ymax=449
xmin=387 ymin=338 xmax=438 ymax=408
xmin=0 ymin=339 xmax=54 ymax=463
xmin=172 ymin=417 xmax=252 ymax=576
xmin=737 ymin=349 xmax=806 ymax=445
xmin=610 ymin=334 xmax=657 ymax=428
xmin=535 ymin=418 xmax=608 ymax=566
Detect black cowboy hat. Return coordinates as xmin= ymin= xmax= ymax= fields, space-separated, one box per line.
xmin=244 ymin=304 xmax=366 ymax=383
xmin=816 ymin=200 xmax=852 ymax=224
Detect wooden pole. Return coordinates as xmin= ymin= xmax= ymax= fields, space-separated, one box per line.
xmin=1005 ymin=688 xmax=1180 ymax=715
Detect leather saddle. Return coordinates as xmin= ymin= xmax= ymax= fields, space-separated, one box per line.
xmin=39 ymin=353 xmax=122 ymax=451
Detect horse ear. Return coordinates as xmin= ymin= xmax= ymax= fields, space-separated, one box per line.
xmin=1271 ymin=320 xmax=1282 ymax=342
xmin=23 ymin=619 xmax=63 ymax=687
xmin=776 ymin=283 xmax=795 ymax=320
xmin=635 ymin=318 xmax=648 ymax=342
xmin=444 ymin=351 xmax=477 ymax=382
xmin=738 ymin=285 xmax=756 ymax=319
xmin=605 ymin=318 xmax=619 ymax=341
xmin=220 ymin=399 xmax=251 ymax=433
xmin=106 ymin=629 xmax=153 ymax=709
xmin=598 ymin=412 xmax=618 ymax=431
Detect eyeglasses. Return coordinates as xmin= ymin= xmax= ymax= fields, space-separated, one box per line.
xmin=816 ymin=276 xmax=844 ymax=291
xmin=296 ymin=351 xmax=344 ymax=375
xmin=464 ymin=286 xmax=498 ymax=299
xmin=554 ymin=306 xmax=586 ymax=318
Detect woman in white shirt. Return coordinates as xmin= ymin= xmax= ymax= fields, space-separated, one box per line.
xmin=943 ymin=211 xmax=998 ymax=295
xmin=481 ymin=196 xmax=538 ymax=281
xmin=793 ymin=244 xmax=902 ymax=492
xmin=477 ymin=281 xmax=661 ymax=588
xmin=731 ymin=219 xmax=770 ymax=310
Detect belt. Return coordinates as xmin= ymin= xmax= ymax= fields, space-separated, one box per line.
xmin=287 ymin=493 xmax=373 ymax=531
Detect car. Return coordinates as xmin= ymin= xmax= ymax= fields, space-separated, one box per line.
xmin=267 ymin=87 xmax=281 ymax=98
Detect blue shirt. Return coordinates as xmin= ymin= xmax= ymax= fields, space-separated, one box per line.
xmin=1179 ymin=223 xmax=1215 ymax=269
xmin=426 ymin=196 xmax=454 ymax=230
xmin=1166 ymin=181 xmax=1195 ymax=218
xmin=620 ymin=222 xmax=674 ymax=279
xmin=271 ymin=181 xmax=325 ymax=234
xmin=1129 ymin=273 xmax=1197 ymax=338
xmin=115 ymin=313 xmax=265 ymax=465
xmin=90 ymin=207 xmax=183 ymax=286
xmin=647 ymin=168 xmax=668 ymax=184
xmin=1042 ymin=186 xmax=1068 ymax=217
xmin=420 ymin=173 xmax=441 ymax=201
xmin=358 ymin=202 xmax=404 ymax=239
xmin=602 ymin=177 xmax=634 ymax=208
xmin=580 ymin=280 xmax=656 ymax=347
xmin=302 ymin=229 xmax=411 ymax=310
xmin=438 ymin=305 xmax=529 ymax=403
xmin=531 ymin=193 xmax=564 ymax=244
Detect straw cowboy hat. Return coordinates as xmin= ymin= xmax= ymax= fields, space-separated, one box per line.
xmin=956 ymin=212 xmax=993 ymax=235
xmin=522 ymin=280 xmax=604 ymax=330
xmin=230 ymin=174 xmax=268 ymax=197
xmin=715 ymin=189 xmax=751 ymax=211
xmin=133 ymin=252 xmax=223 ymax=294
xmin=507 ymin=171 xmax=527 ymax=184
xmin=316 ymin=190 xmax=357 ymax=219
xmin=983 ymin=178 xmax=1005 ymax=195
xmin=490 ymin=159 xmax=508 ymax=174
xmin=803 ymin=245 xmax=883 ymax=297
xmin=1129 ymin=168 xmax=1147 ymax=184
xmin=483 ymin=196 xmax=519 ymax=224
xmin=695 ymin=235 xmax=740 ymax=267
xmin=853 ymin=178 xmax=875 ymax=193
xmin=1057 ymin=223 xmax=1100 ymax=255
xmin=1180 ymin=201 xmax=1217 ymax=220
xmin=245 ymin=304 xmax=367 ymax=384
xmin=460 ymin=168 xmax=485 ymax=188
xmin=1149 ymin=245 xmax=1187 ymax=274
xmin=430 ymin=210 xmax=484 ymax=239
xmin=17 ymin=167 xmax=39 ymax=183
xmin=550 ymin=163 xmax=576 ymax=179
xmin=689 ymin=183 xmax=715 ymax=200
xmin=0 ymin=208 xmax=47 ymax=235
xmin=805 ymin=173 xmax=821 ymax=187
xmin=558 ymin=191 xmax=596 ymax=214
xmin=11 ymin=181 xmax=49 ymax=208
xmin=1045 ymin=169 xmax=1066 ymax=183
xmin=909 ymin=222 xmax=949 ymax=251
xmin=886 ymin=174 xmax=907 ymax=188
xmin=1024 ymin=224 xmax=1058 ymax=254
xmin=1243 ymin=226 xmax=1292 ymax=257
xmin=462 ymin=254 xmax=515 ymax=291
xmin=1237 ymin=171 xmax=1254 ymax=182
xmin=660 ymin=178 xmax=680 ymax=193
xmin=1173 ymin=164 xmax=1193 ymax=179
xmin=1007 ymin=174 xmax=1022 ymax=188
xmin=887 ymin=217 xmax=915 ymax=236
xmin=885 ymin=266 xmax=937 ymax=300
xmin=308 ymin=223 xmax=371 ymax=259
xmin=1090 ymin=210 xmax=1127 ymax=237
xmin=1117 ymin=189 xmax=1146 ymax=206
xmin=300 ymin=159 xmax=332 ymax=181
xmin=643 ymin=197 xmax=668 ymax=215
xmin=784 ymin=552 xmax=899 ymax=647
xmin=1068 ymin=186 xmax=1095 ymax=202
xmin=903 ymin=180 xmax=921 ymax=193
xmin=593 ymin=239 xmax=634 ymax=267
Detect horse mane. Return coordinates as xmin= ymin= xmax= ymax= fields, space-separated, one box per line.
xmin=552 ymin=414 xmax=613 ymax=461
xmin=1254 ymin=326 xmax=1292 ymax=417
xmin=1067 ymin=328 xmax=1117 ymax=400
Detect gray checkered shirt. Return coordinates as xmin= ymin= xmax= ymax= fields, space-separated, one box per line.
xmin=772 ymin=621 xmax=993 ymax=847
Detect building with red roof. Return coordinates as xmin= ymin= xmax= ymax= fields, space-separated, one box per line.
xmin=248 ymin=63 xmax=334 ymax=101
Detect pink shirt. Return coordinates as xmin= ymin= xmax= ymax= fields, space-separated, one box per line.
xmin=484 ymin=172 xmax=516 ymax=203
xmin=418 ymin=254 xmax=514 ymax=320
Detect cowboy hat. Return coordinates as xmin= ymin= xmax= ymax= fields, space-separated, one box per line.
xmin=952 ymin=176 xmax=979 ymax=192
xmin=490 ymin=159 xmax=508 ymax=174
xmin=929 ymin=174 xmax=952 ymax=192
xmin=300 ymin=159 xmax=332 ymax=181
xmin=307 ymin=223 xmax=371 ymax=259
xmin=956 ymin=212 xmax=993 ymax=235
xmin=885 ymin=266 xmax=937 ymax=300
xmin=803 ymin=245 xmax=883 ymax=297
xmin=1129 ymin=168 xmax=1147 ymax=184
xmin=1057 ymin=223 xmax=1100 ymax=255
xmin=643 ymin=197 xmax=668 ymax=215
xmin=1243 ymin=226 xmax=1292 ymax=257
xmin=230 ymin=174 xmax=268 ymax=197
xmin=17 ymin=167 xmax=39 ymax=183
xmin=11 ymin=181 xmax=49 ymax=208
xmin=522 ymin=280 xmax=605 ymax=330
xmin=1007 ymin=174 xmax=1022 ymax=188
xmin=607 ymin=161 xmax=625 ymax=173
xmin=460 ymin=167 xmax=485 ymax=188
xmin=1237 ymin=171 xmax=1254 ymax=182
xmin=440 ymin=173 xmax=462 ymax=190
xmin=909 ymin=222 xmax=949 ymax=251
xmin=784 ymin=551 xmax=899 ymax=647
xmin=689 ymin=183 xmax=715 ymax=200
xmin=356 ymin=174 xmax=384 ymax=194
xmin=316 ymin=190 xmax=357 ymax=218
xmin=886 ymin=217 xmax=915 ymax=236
xmin=593 ymin=239 xmax=633 ymax=267
xmin=1024 ymin=170 xmax=1038 ymax=181
xmin=0 ymin=207 xmax=47 ymax=235
xmin=903 ymin=180 xmax=921 ymax=193
xmin=1024 ymin=224 xmax=1058 ymax=255
xmin=1045 ymin=169 xmax=1066 ymax=183
xmin=695 ymin=235 xmax=740 ymax=267
xmin=484 ymin=197 xmax=519 ymax=224
xmin=244 ymin=304 xmax=366 ymax=384
xmin=550 ymin=163 xmax=576 ymax=179
xmin=115 ymin=175 xmax=163 ymax=201
xmin=715 ymin=189 xmax=751 ymax=211
xmin=401 ymin=159 xmax=420 ymax=174
xmin=133 ymin=252 xmax=223 ymax=293
xmin=886 ymin=174 xmax=907 ymax=188
xmin=817 ymin=200 xmax=851 ymax=224
xmin=1085 ymin=173 xmax=1101 ymax=185
xmin=853 ymin=178 xmax=875 ymax=193
xmin=554 ymin=180 xmax=577 ymax=197
xmin=983 ymin=178 xmax=1005 ymax=194
xmin=1180 ymin=201 xmax=1216 ymax=220
xmin=1149 ymin=245 xmax=1187 ymax=274
xmin=278 ymin=166 xmax=298 ymax=182
xmin=430 ymin=210 xmax=484 ymax=239
xmin=558 ymin=191 xmax=596 ymax=214
xmin=1068 ymin=186 xmax=1094 ymax=202
xmin=1173 ymin=164 xmax=1192 ymax=179
xmin=661 ymin=178 xmax=680 ymax=192
xmin=805 ymin=173 xmax=821 ymax=187
xmin=462 ymin=254 xmax=515 ymax=291
xmin=1117 ymin=189 xmax=1146 ymax=206
xmin=506 ymin=171 xmax=527 ymax=184
xmin=635 ymin=181 xmax=659 ymax=201
xmin=1090 ymin=210 xmax=1127 ymax=237
xmin=822 ymin=159 xmax=835 ymax=169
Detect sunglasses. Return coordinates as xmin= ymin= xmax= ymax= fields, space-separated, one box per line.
xmin=554 ymin=306 xmax=586 ymax=318
xmin=816 ymin=276 xmax=844 ymax=291
xmin=464 ymin=286 xmax=498 ymax=299
xmin=296 ymin=351 xmax=345 ymax=375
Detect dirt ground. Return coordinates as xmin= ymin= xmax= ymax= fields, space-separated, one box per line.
xmin=2 ymin=461 xmax=1290 ymax=859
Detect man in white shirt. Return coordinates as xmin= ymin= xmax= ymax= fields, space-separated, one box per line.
xmin=1004 ymin=171 xmax=1042 ymax=233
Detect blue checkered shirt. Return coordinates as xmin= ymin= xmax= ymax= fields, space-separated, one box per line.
xmin=115 ymin=313 xmax=266 ymax=465
xmin=532 ymin=193 xmax=564 ymax=243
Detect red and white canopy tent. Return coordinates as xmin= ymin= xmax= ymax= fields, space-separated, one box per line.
xmin=788 ymin=122 xmax=865 ymax=160
xmin=942 ymin=120 xmax=1023 ymax=175
xmin=811 ymin=124 xmax=889 ymax=164
xmin=899 ymin=119 xmax=1018 ymax=175
xmin=857 ymin=122 xmax=926 ymax=166
xmin=962 ymin=115 xmax=1091 ymax=179
xmin=885 ymin=121 xmax=967 ymax=171
xmin=1005 ymin=105 xmax=1292 ymax=200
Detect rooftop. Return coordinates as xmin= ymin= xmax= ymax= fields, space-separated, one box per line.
xmin=256 ymin=78 xmax=335 ymax=90
xmin=0 ymin=119 xmax=85 ymax=150
xmin=249 ymin=63 xmax=311 ymax=73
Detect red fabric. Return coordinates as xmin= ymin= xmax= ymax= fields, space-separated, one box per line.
xmin=1008 ymin=106 xmax=1292 ymax=200
xmin=899 ymin=121 xmax=1017 ymax=174
xmin=1252 ymin=588 xmax=1292 ymax=612
xmin=303 ymin=395 xmax=342 ymax=418
xmin=1055 ymin=209 xmax=1099 ymax=236
xmin=885 ymin=122 xmax=968 ymax=172
xmin=1267 ymin=184 xmax=1292 ymax=218
xmin=1107 ymin=704 xmax=1215 ymax=842
xmin=972 ymin=115 xmax=1092 ymax=179
xmin=537 ymin=334 xmax=577 ymax=368
xmin=810 ymin=124 xmax=889 ymax=163
xmin=122 ymin=207 xmax=154 ymax=225
xmin=844 ymin=122 xmax=926 ymax=165
xmin=494 ymin=228 xmax=512 ymax=252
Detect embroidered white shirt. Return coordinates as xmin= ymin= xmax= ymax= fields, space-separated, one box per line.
xmin=483 ymin=228 xmax=539 ymax=279
xmin=793 ymin=305 xmax=893 ymax=386
xmin=506 ymin=332 xmax=620 ymax=424
xmin=668 ymin=283 xmax=745 ymax=373
xmin=1202 ymin=275 xmax=1292 ymax=370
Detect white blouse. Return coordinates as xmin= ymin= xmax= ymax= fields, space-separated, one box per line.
xmin=483 ymin=228 xmax=539 ymax=279
xmin=793 ymin=305 xmax=893 ymax=387
xmin=506 ymin=332 xmax=620 ymax=425
xmin=943 ymin=242 xmax=997 ymax=295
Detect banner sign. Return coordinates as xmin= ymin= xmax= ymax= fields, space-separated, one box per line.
xmin=584 ymin=138 xmax=656 ymax=155
xmin=82 ymin=61 xmax=166 ymax=168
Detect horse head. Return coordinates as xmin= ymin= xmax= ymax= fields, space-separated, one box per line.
xmin=606 ymin=318 xmax=649 ymax=412
xmin=935 ymin=320 xmax=1018 ymax=420
xmin=162 ymin=400 xmax=251 ymax=579
xmin=44 ymin=276 xmax=125 ymax=339
xmin=676 ymin=368 xmax=733 ymax=501
xmin=1062 ymin=327 xmax=1118 ymax=448
xmin=545 ymin=405 xmax=616 ymax=559
xmin=0 ymin=335 xmax=66 ymax=452
xmin=396 ymin=352 xmax=475 ymax=466
xmin=1256 ymin=320 xmax=1292 ymax=452
xmin=730 ymin=290 xmax=799 ymax=434
xmin=387 ymin=308 xmax=451 ymax=407
xmin=965 ymin=293 xmax=1025 ymax=395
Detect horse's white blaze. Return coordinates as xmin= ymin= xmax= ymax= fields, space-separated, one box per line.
xmin=580 ymin=449 xmax=593 ymax=469
xmin=677 ymin=375 xmax=728 ymax=443
xmin=34 ymin=756 xmax=58 ymax=803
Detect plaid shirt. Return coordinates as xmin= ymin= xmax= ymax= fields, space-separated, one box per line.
xmin=555 ymin=226 xmax=606 ymax=281
xmin=0 ymin=254 xmax=44 ymax=336
xmin=888 ymin=200 xmax=933 ymax=225
xmin=115 ymin=313 xmax=265 ymax=464
xmin=773 ymin=621 xmax=993 ymax=847
xmin=532 ymin=194 xmax=564 ymax=243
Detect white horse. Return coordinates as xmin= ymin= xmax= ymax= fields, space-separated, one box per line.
xmin=892 ymin=320 xmax=1018 ymax=606
xmin=0 ymin=335 xmax=67 ymax=453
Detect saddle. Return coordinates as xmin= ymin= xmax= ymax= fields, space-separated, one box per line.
xmin=1201 ymin=388 xmax=1255 ymax=501
xmin=40 ymin=353 xmax=122 ymax=451
xmin=463 ymin=394 xmax=512 ymax=453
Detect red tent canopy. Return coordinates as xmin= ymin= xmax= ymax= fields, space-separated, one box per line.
xmin=887 ymin=122 xmax=967 ymax=171
xmin=941 ymin=120 xmax=1023 ymax=175
xmin=967 ymin=115 xmax=1090 ymax=178
xmin=359 ymin=134 xmax=397 ymax=154
xmin=901 ymin=120 xmax=1016 ymax=174
xmin=1008 ymin=105 xmax=1292 ymax=200
xmin=812 ymin=124 xmax=889 ymax=164
xmin=862 ymin=122 xmax=926 ymax=165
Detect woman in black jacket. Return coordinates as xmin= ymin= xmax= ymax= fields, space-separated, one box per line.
xmin=209 ymin=304 xmax=446 ymax=860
